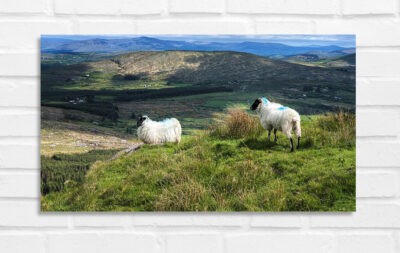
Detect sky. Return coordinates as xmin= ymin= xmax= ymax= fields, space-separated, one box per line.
xmin=42 ymin=34 xmax=355 ymax=48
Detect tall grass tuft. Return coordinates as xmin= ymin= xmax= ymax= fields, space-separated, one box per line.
xmin=209 ymin=108 xmax=264 ymax=139
xmin=317 ymin=111 xmax=355 ymax=147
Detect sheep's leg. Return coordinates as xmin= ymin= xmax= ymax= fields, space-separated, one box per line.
xmin=293 ymin=120 xmax=301 ymax=150
xmin=283 ymin=125 xmax=293 ymax=152
xmin=274 ymin=129 xmax=278 ymax=142
xmin=268 ymin=130 xmax=271 ymax=141
xmin=290 ymin=137 xmax=294 ymax=152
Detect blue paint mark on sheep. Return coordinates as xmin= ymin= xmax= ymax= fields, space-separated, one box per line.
xmin=161 ymin=119 xmax=172 ymax=123
xmin=160 ymin=118 xmax=175 ymax=126
xmin=277 ymin=106 xmax=288 ymax=111
xmin=262 ymin=97 xmax=269 ymax=104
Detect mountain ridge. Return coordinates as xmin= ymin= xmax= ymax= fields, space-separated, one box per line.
xmin=41 ymin=36 xmax=354 ymax=57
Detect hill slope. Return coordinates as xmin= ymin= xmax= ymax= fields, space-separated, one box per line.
xmin=323 ymin=53 xmax=356 ymax=67
xmin=41 ymin=110 xmax=356 ymax=212
xmin=86 ymin=50 xmax=354 ymax=88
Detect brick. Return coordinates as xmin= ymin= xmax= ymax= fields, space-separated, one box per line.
xmin=225 ymin=234 xmax=333 ymax=253
xmin=77 ymin=20 xmax=135 ymax=34
xmin=121 ymin=0 xmax=164 ymax=15
xmin=357 ymin=143 xmax=400 ymax=167
xmin=0 ymin=79 xmax=39 ymax=107
xmin=250 ymin=214 xmax=302 ymax=227
xmin=0 ymin=0 xmax=47 ymax=14
xmin=255 ymin=20 xmax=313 ymax=34
xmin=191 ymin=215 xmax=248 ymax=227
xmin=227 ymin=0 xmax=340 ymax=14
xmin=357 ymin=172 xmax=398 ymax=197
xmin=0 ymin=201 xmax=68 ymax=227
xmin=357 ymin=79 xmax=400 ymax=105
xmin=342 ymin=0 xmax=395 ymax=15
xmin=169 ymin=0 xmax=224 ymax=13
xmin=0 ymin=21 xmax=73 ymax=49
xmin=132 ymin=214 xmax=247 ymax=227
xmin=357 ymin=110 xmax=398 ymax=137
xmin=48 ymin=233 xmax=159 ymax=253
xmin=134 ymin=20 xmax=254 ymax=34
xmin=132 ymin=214 xmax=192 ymax=226
xmin=0 ymin=145 xmax=39 ymax=169
xmin=166 ymin=234 xmax=222 ymax=253
xmin=358 ymin=50 xmax=400 ymax=77
xmin=0 ymin=234 xmax=45 ymax=253
xmin=310 ymin=203 xmax=400 ymax=228
xmin=54 ymin=0 xmax=122 ymax=15
xmin=73 ymin=215 xmax=131 ymax=227
xmin=0 ymin=172 xmax=39 ymax=198
xmin=336 ymin=234 xmax=396 ymax=253
xmin=0 ymin=53 xmax=38 ymax=76
xmin=314 ymin=18 xmax=400 ymax=46
xmin=0 ymin=113 xmax=39 ymax=136
xmin=55 ymin=0 xmax=164 ymax=15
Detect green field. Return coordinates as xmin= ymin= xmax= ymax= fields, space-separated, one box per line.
xmin=41 ymin=110 xmax=355 ymax=211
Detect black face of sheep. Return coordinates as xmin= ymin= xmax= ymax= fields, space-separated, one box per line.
xmin=136 ymin=115 xmax=148 ymax=127
xmin=250 ymin=98 xmax=262 ymax=111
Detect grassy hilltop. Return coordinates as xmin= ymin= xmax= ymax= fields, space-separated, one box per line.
xmin=41 ymin=110 xmax=355 ymax=212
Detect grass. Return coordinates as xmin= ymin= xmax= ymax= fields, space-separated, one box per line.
xmin=209 ymin=108 xmax=264 ymax=139
xmin=41 ymin=149 xmax=120 ymax=195
xmin=41 ymin=109 xmax=355 ymax=212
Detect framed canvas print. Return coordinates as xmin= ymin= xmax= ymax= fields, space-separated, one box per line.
xmin=40 ymin=35 xmax=355 ymax=212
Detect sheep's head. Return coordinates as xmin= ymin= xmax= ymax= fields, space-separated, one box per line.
xmin=137 ymin=115 xmax=149 ymax=127
xmin=251 ymin=97 xmax=269 ymax=110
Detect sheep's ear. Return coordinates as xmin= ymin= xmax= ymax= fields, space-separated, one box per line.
xmin=137 ymin=114 xmax=142 ymax=120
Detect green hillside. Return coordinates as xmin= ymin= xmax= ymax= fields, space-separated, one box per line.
xmin=41 ymin=110 xmax=355 ymax=212
xmin=43 ymin=50 xmax=354 ymax=91
xmin=323 ymin=53 xmax=356 ymax=67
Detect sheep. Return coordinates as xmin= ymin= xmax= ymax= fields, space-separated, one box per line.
xmin=250 ymin=97 xmax=301 ymax=152
xmin=136 ymin=115 xmax=182 ymax=144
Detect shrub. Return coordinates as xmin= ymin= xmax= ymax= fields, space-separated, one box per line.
xmin=41 ymin=149 xmax=119 ymax=195
xmin=124 ymin=74 xmax=141 ymax=81
xmin=209 ymin=108 xmax=264 ymax=139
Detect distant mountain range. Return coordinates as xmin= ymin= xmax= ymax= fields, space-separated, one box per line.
xmin=41 ymin=36 xmax=354 ymax=58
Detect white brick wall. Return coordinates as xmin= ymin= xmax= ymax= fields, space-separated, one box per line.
xmin=0 ymin=0 xmax=399 ymax=252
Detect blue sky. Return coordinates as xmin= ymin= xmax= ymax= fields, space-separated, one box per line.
xmin=43 ymin=34 xmax=355 ymax=48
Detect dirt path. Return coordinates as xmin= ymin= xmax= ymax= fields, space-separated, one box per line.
xmin=109 ymin=142 xmax=144 ymax=160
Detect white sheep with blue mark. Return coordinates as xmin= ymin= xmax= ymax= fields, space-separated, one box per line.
xmin=136 ymin=115 xmax=182 ymax=144
xmin=250 ymin=97 xmax=301 ymax=152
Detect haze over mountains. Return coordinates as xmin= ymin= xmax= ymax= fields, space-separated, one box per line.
xmin=41 ymin=36 xmax=354 ymax=58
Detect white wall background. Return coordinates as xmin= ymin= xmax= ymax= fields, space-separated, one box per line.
xmin=0 ymin=0 xmax=399 ymax=252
